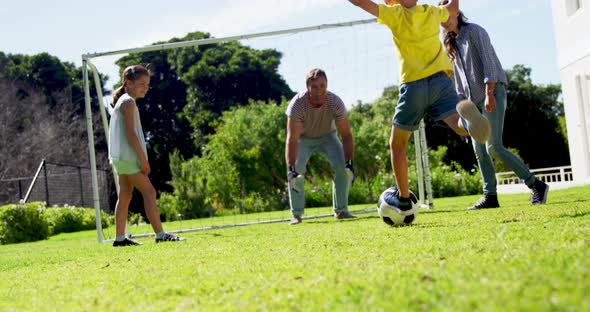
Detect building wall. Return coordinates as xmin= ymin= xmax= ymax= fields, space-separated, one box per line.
xmin=551 ymin=0 xmax=590 ymax=180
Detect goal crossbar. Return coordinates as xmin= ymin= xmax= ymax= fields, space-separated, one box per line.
xmin=82 ymin=19 xmax=377 ymax=60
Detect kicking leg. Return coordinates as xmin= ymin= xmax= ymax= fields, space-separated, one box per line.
xmin=456 ymin=100 xmax=491 ymax=144
xmin=442 ymin=112 xmax=469 ymax=136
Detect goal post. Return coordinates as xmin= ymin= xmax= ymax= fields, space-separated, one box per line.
xmin=414 ymin=120 xmax=434 ymax=209
xmin=82 ymin=61 xmax=104 ymax=242
xmin=82 ymin=18 xmax=433 ymax=243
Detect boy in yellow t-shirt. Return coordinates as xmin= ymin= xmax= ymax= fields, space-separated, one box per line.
xmin=349 ymin=0 xmax=490 ymax=209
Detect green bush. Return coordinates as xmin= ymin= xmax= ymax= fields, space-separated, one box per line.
xmin=366 ymin=171 xmax=397 ymax=204
xmin=168 ymin=152 xmax=212 ymax=219
xmin=236 ymin=193 xmax=271 ymax=214
xmin=44 ymin=205 xmax=111 ymax=235
xmin=429 ymin=162 xmax=482 ymax=198
xmin=0 ymin=202 xmax=113 ymax=244
xmin=0 ymin=202 xmax=49 ymax=245
xmin=348 ymin=179 xmax=372 ymax=206
xmin=304 ymin=179 xmax=332 ymax=208
xmin=158 ymin=192 xmax=184 ymax=222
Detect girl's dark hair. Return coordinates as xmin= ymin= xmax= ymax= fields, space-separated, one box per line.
xmin=439 ymin=0 xmax=469 ymax=61
xmin=112 ymin=64 xmax=151 ymax=107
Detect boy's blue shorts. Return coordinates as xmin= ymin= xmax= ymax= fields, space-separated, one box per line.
xmin=393 ymin=71 xmax=459 ymax=131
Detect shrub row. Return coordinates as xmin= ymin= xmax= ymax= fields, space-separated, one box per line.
xmin=0 ymin=202 xmax=112 ymax=245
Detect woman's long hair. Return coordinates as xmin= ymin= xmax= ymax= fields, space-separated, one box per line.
xmin=111 ymin=64 xmax=150 ymax=107
xmin=439 ymin=1 xmax=469 ymax=61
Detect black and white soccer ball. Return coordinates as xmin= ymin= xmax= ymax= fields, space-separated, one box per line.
xmin=377 ymin=186 xmax=418 ymax=226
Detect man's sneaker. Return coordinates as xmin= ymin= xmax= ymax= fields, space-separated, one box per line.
xmin=289 ymin=215 xmax=302 ymax=225
xmin=155 ymin=233 xmax=186 ymax=243
xmin=113 ymin=238 xmax=142 ymax=247
xmin=334 ymin=211 xmax=356 ymax=220
xmin=457 ymin=100 xmax=491 ymax=144
xmin=530 ymin=179 xmax=549 ymax=205
xmin=467 ymin=195 xmax=500 ymax=210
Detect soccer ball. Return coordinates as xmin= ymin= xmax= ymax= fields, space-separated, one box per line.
xmin=377 ymin=186 xmax=418 ymax=226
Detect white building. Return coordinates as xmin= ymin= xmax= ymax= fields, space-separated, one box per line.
xmin=551 ymin=0 xmax=590 ymax=180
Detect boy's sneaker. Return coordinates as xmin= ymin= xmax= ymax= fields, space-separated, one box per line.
xmin=155 ymin=233 xmax=186 ymax=243
xmin=113 ymin=238 xmax=142 ymax=247
xmin=457 ymin=100 xmax=491 ymax=144
xmin=385 ymin=186 xmax=414 ymax=211
xmin=289 ymin=215 xmax=302 ymax=225
xmin=530 ymin=179 xmax=549 ymax=205
xmin=467 ymin=195 xmax=500 ymax=210
xmin=334 ymin=211 xmax=356 ymax=220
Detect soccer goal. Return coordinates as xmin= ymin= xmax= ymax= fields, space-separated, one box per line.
xmin=82 ymin=18 xmax=433 ymax=243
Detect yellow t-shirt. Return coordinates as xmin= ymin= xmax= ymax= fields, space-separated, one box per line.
xmin=378 ymin=3 xmax=453 ymax=84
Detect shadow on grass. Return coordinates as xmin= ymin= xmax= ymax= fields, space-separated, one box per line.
xmin=306 ymin=215 xmax=374 ymax=224
xmin=419 ymin=209 xmax=456 ymax=215
xmin=545 ymin=198 xmax=590 ymax=206
xmin=500 ymin=218 xmax=523 ymax=224
xmin=411 ymin=222 xmax=464 ymax=229
xmin=557 ymin=210 xmax=590 ymax=219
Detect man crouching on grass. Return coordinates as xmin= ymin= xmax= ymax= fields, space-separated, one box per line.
xmin=285 ymin=68 xmax=356 ymax=225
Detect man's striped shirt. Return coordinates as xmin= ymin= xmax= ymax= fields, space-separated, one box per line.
xmin=286 ymin=91 xmax=347 ymax=139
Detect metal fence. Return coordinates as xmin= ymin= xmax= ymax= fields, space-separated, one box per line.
xmin=0 ymin=160 xmax=114 ymax=212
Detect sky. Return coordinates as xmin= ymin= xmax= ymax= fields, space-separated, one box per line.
xmin=0 ymin=0 xmax=560 ymax=106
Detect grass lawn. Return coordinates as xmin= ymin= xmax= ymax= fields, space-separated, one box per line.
xmin=1 ymin=186 xmax=589 ymax=311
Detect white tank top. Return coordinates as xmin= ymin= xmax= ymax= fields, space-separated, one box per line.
xmin=108 ymin=93 xmax=147 ymax=162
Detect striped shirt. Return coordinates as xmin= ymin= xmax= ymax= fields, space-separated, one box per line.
xmin=286 ymin=91 xmax=347 ymax=139
xmin=452 ymin=23 xmax=507 ymax=104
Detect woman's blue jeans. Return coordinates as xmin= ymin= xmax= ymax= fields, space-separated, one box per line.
xmin=470 ymin=83 xmax=536 ymax=195
xmin=288 ymin=132 xmax=349 ymax=216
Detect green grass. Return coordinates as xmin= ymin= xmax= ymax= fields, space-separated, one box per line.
xmin=1 ymin=186 xmax=589 ymax=311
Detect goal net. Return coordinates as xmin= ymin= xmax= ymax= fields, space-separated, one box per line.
xmin=82 ymin=18 xmax=433 ymax=243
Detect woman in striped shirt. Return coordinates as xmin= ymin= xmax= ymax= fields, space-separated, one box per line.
xmin=439 ymin=3 xmax=549 ymax=210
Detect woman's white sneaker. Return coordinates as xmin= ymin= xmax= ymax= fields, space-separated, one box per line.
xmin=457 ymin=100 xmax=491 ymax=144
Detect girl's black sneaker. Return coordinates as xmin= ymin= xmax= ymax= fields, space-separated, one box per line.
xmin=155 ymin=233 xmax=186 ymax=243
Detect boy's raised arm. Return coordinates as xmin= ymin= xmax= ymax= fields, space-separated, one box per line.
xmin=441 ymin=0 xmax=459 ymax=16
xmin=348 ymin=0 xmax=379 ymax=18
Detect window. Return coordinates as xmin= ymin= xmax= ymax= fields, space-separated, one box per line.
xmin=566 ymin=0 xmax=582 ymax=16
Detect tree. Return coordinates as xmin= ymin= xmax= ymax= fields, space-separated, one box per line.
xmin=178 ymin=40 xmax=294 ymax=147
xmin=348 ymin=86 xmax=399 ymax=180
xmin=503 ymin=65 xmax=568 ymax=168
xmin=0 ymin=74 xmax=107 ymax=204
xmin=113 ymin=32 xmax=294 ymax=194
xmin=167 ymin=100 xmax=288 ymax=216
xmin=0 ymin=52 xmax=106 ymax=114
